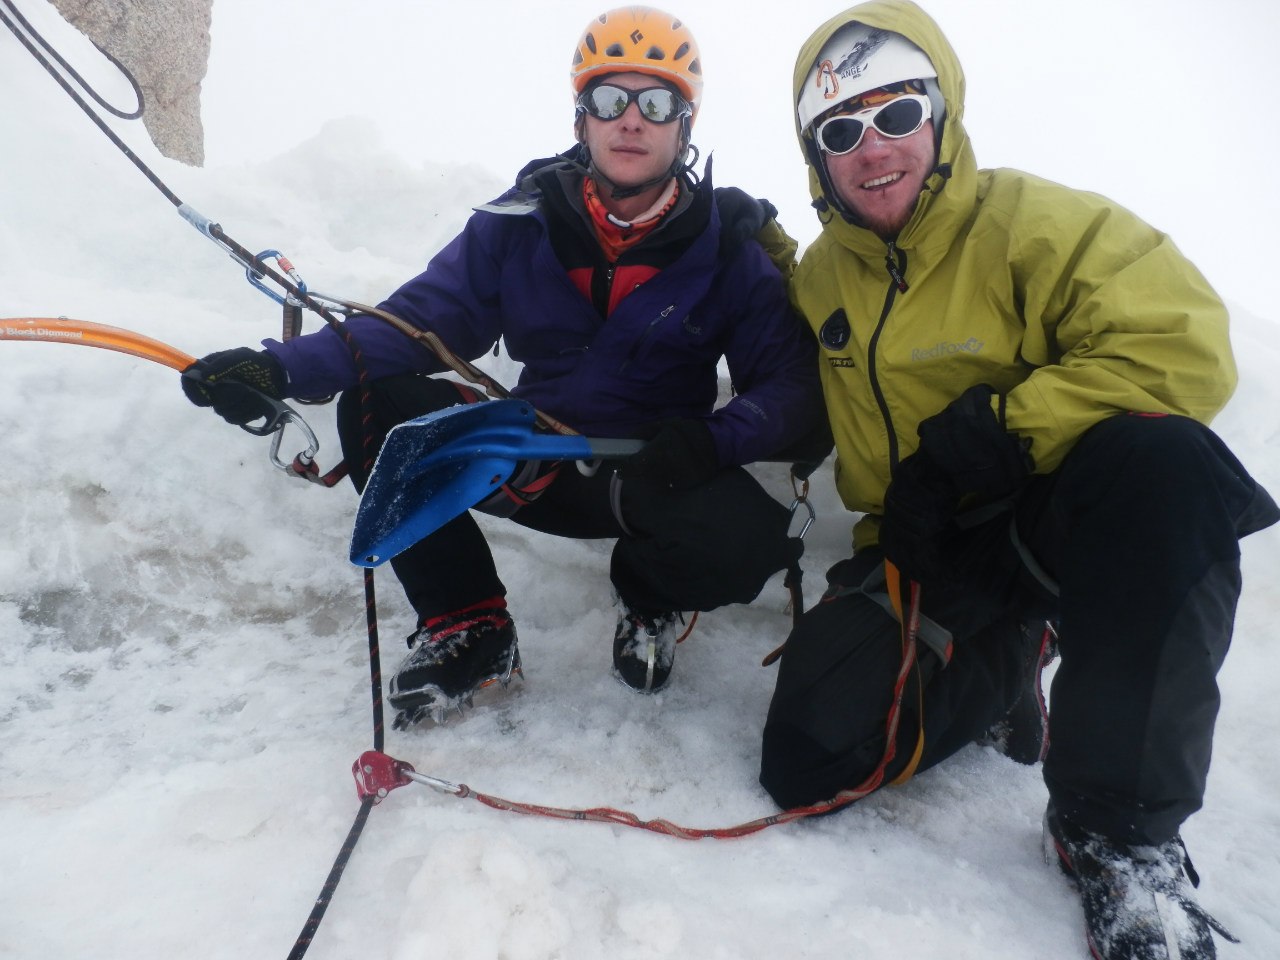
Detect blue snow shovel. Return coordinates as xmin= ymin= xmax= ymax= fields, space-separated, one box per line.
xmin=349 ymin=399 xmax=643 ymax=567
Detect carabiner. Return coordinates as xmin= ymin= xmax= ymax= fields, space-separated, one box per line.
xmin=244 ymin=248 xmax=308 ymax=306
xmin=788 ymin=473 xmax=815 ymax=539
xmin=261 ymin=405 xmax=322 ymax=476
xmin=788 ymin=496 xmax=816 ymax=539
xmin=223 ymin=391 xmax=321 ymax=478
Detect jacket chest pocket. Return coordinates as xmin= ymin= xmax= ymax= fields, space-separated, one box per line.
xmin=619 ymin=306 xmax=717 ymax=376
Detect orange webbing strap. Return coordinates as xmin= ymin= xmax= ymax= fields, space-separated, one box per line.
xmin=884 ymin=561 xmax=926 ymax=785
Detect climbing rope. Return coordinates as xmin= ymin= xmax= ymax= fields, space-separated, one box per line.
xmin=351 ymin=576 xmax=923 ymax=840
xmin=0 ymin=0 xmax=141 ymax=119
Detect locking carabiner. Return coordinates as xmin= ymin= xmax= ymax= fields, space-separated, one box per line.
xmin=788 ymin=472 xmax=816 ymax=540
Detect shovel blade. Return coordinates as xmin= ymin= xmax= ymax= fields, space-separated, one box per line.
xmin=350 ymin=400 xmax=536 ymax=566
xmin=349 ymin=399 xmax=644 ymax=567
xmin=349 ymin=399 xmax=620 ymax=567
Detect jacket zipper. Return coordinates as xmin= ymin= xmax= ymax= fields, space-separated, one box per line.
xmin=591 ymin=263 xmax=616 ymax=317
xmin=869 ymin=242 xmax=908 ymax=472
xmin=619 ymin=304 xmax=676 ymax=373
xmin=884 ymin=240 xmax=909 ymax=294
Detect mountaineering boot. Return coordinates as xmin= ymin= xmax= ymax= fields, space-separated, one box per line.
xmin=389 ymin=597 xmax=522 ymax=728
xmin=612 ymin=605 xmax=681 ymax=693
xmin=979 ymin=619 xmax=1058 ymax=764
xmin=1043 ymin=803 xmax=1239 ymax=960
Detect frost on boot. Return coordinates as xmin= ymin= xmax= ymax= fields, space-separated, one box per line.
xmin=389 ymin=597 xmax=522 ymax=728
xmin=1043 ymin=803 xmax=1239 ymax=960
xmin=612 ymin=605 xmax=681 ymax=693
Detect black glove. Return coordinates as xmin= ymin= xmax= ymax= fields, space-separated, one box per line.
xmin=879 ymin=385 xmax=1032 ymax=582
xmin=181 ymin=348 xmax=288 ymax=426
xmin=619 ymin=419 xmax=720 ymax=491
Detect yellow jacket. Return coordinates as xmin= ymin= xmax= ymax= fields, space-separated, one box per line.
xmin=791 ymin=0 xmax=1236 ymax=550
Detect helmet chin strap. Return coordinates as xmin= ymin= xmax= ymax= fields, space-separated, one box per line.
xmin=575 ymin=116 xmax=697 ymax=201
xmin=598 ymin=165 xmax=676 ymax=201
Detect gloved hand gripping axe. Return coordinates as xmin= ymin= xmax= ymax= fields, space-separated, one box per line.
xmin=0 ymin=316 xmax=325 ymax=480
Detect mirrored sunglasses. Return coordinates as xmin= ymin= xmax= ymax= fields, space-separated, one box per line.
xmin=815 ymin=94 xmax=932 ymax=156
xmin=578 ymin=83 xmax=691 ymax=124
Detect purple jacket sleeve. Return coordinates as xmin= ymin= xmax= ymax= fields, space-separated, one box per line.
xmin=704 ymin=242 xmax=824 ymax=466
xmin=262 ymin=214 xmax=510 ymax=398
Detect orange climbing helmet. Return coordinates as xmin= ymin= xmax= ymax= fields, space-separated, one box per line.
xmin=570 ymin=6 xmax=704 ymax=117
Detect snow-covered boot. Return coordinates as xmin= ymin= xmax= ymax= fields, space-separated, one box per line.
xmin=389 ymin=597 xmax=521 ymax=728
xmin=612 ymin=605 xmax=680 ymax=693
xmin=980 ymin=619 xmax=1057 ymax=764
xmin=1043 ymin=803 xmax=1238 ymax=959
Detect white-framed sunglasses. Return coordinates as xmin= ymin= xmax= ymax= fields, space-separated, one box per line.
xmin=814 ymin=94 xmax=932 ymax=156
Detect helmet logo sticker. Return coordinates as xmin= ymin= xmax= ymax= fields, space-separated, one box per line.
xmin=630 ymin=29 xmax=643 ymax=44
xmin=821 ymin=28 xmax=890 ymax=100
xmin=820 ymin=308 xmax=851 ymax=350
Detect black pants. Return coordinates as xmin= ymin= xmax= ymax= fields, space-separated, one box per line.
xmin=336 ymin=374 xmax=802 ymax=622
xmin=761 ymin=413 xmax=1277 ymax=844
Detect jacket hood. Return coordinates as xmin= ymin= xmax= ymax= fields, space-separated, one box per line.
xmin=792 ymin=0 xmax=978 ymax=255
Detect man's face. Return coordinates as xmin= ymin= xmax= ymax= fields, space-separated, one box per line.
xmin=580 ymin=72 xmax=683 ymax=189
xmin=820 ymin=95 xmax=937 ymax=240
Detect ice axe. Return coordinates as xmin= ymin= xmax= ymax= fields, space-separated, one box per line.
xmin=350 ymin=399 xmax=643 ymax=567
xmin=0 ymin=316 xmax=322 ymax=476
xmin=0 ymin=315 xmax=198 ymax=369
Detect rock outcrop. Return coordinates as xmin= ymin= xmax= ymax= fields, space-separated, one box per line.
xmin=50 ymin=0 xmax=212 ymax=166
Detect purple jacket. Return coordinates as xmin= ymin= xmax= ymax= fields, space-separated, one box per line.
xmin=264 ymin=160 xmax=822 ymax=467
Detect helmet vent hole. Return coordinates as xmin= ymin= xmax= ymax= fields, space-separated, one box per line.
xmin=688 ymin=58 xmax=702 ymax=76
xmin=584 ymin=33 xmax=597 ymax=55
xmin=645 ymin=45 xmax=666 ymax=60
xmin=605 ymin=42 xmax=625 ymax=56
xmin=674 ymin=42 xmax=689 ymax=60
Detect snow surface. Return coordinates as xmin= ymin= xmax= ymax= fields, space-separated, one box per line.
xmin=2 ymin=2 xmax=1278 ymax=958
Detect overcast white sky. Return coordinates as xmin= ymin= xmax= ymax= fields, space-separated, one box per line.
xmin=200 ymin=0 xmax=1280 ymax=321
